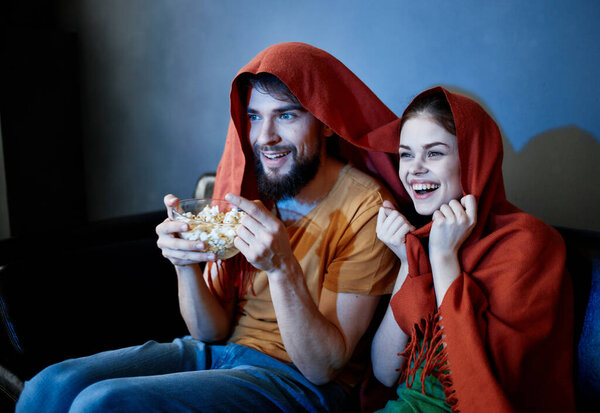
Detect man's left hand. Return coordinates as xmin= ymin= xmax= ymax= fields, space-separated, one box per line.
xmin=225 ymin=193 xmax=294 ymax=274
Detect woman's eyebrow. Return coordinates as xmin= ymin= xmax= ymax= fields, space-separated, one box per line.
xmin=424 ymin=142 xmax=450 ymax=149
xmin=399 ymin=142 xmax=450 ymax=150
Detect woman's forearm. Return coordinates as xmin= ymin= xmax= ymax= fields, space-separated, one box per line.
xmin=371 ymin=264 xmax=409 ymax=386
xmin=372 ymin=306 xmax=408 ymax=387
xmin=430 ymin=251 xmax=461 ymax=308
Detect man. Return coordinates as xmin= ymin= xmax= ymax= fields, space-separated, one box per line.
xmin=16 ymin=42 xmax=401 ymax=412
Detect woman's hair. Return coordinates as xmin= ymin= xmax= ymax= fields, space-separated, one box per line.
xmin=400 ymin=90 xmax=456 ymax=136
xmin=245 ymin=72 xmax=300 ymax=104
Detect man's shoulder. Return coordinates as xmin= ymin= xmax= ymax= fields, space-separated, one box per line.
xmin=336 ymin=165 xmax=393 ymax=201
xmin=325 ymin=165 xmax=393 ymax=214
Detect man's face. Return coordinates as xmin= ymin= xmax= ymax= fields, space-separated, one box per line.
xmin=247 ymin=87 xmax=326 ymax=201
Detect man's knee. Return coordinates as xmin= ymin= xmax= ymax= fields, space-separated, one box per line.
xmin=69 ymin=380 xmax=137 ymax=413
xmin=17 ymin=360 xmax=89 ymax=411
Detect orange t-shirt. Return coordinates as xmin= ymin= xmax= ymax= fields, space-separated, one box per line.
xmin=227 ymin=165 xmax=397 ymax=388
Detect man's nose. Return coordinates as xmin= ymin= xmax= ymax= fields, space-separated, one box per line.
xmin=254 ymin=118 xmax=280 ymax=146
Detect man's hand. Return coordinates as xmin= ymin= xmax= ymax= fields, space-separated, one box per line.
xmin=225 ymin=193 xmax=296 ymax=274
xmin=156 ymin=194 xmax=217 ymax=266
xmin=376 ymin=200 xmax=415 ymax=263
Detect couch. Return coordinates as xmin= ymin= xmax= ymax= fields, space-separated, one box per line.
xmin=1 ymin=210 xmax=599 ymax=411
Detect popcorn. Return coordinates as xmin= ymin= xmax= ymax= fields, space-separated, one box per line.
xmin=174 ymin=204 xmax=246 ymax=259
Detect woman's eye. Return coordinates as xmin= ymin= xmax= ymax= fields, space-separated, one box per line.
xmin=428 ymin=151 xmax=443 ymax=157
xmin=399 ymin=152 xmax=413 ymax=159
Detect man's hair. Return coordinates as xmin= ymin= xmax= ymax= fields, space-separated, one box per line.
xmin=401 ymin=91 xmax=456 ymax=136
xmin=244 ymin=71 xmax=342 ymax=162
xmin=245 ymin=73 xmax=300 ymax=104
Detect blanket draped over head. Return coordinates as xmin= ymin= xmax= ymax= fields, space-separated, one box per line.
xmin=388 ymin=87 xmax=574 ymax=412
xmin=211 ymin=42 xmax=402 ymax=297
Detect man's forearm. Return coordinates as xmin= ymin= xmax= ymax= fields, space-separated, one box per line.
xmin=176 ymin=264 xmax=232 ymax=342
xmin=267 ymin=260 xmax=349 ymax=385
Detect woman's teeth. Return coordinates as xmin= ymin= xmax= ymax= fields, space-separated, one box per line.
xmin=412 ymin=183 xmax=440 ymax=194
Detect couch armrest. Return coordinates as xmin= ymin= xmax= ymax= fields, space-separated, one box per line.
xmin=0 ymin=211 xmax=188 ymax=381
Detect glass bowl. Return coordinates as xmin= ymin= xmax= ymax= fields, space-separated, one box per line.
xmin=172 ymin=199 xmax=245 ymax=260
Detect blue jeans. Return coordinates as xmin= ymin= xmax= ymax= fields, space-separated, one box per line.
xmin=15 ymin=338 xmax=348 ymax=412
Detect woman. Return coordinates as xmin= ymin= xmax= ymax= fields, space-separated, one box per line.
xmin=371 ymin=87 xmax=574 ymax=412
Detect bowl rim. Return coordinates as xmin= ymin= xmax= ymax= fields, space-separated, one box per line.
xmin=172 ymin=198 xmax=242 ymax=225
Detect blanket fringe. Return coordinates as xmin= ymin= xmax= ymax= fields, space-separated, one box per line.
xmin=207 ymin=254 xmax=256 ymax=302
xmin=397 ymin=312 xmax=459 ymax=412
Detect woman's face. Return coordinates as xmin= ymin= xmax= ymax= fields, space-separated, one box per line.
xmin=399 ymin=116 xmax=462 ymax=216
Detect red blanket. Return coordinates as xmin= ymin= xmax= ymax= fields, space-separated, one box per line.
xmin=212 ymin=41 xmax=402 ymax=202
xmin=389 ymin=87 xmax=575 ymax=412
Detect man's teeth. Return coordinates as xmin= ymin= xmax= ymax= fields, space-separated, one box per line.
xmin=264 ymin=151 xmax=290 ymax=159
xmin=412 ymin=183 xmax=440 ymax=191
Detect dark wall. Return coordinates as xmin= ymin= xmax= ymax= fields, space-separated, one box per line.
xmin=1 ymin=2 xmax=87 ymax=236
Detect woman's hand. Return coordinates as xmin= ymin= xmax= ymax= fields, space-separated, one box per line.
xmin=155 ymin=194 xmax=217 ymax=266
xmin=376 ymin=200 xmax=415 ymax=263
xmin=429 ymin=195 xmax=477 ymax=257
xmin=428 ymin=195 xmax=477 ymax=307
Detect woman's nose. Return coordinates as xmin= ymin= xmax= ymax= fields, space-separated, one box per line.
xmin=409 ymin=156 xmax=428 ymax=175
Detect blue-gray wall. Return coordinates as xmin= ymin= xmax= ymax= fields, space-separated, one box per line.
xmin=57 ymin=0 xmax=600 ymax=231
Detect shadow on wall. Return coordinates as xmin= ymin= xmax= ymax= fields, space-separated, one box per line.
xmin=441 ymin=84 xmax=600 ymax=232
xmin=502 ymin=126 xmax=600 ymax=232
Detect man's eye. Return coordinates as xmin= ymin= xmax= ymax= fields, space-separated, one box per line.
xmin=248 ymin=114 xmax=260 ymax=121
xmin=280 ymin=113 xmax=295 ymax=120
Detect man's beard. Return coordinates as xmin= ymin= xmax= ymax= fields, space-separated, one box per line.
xmin=254 ymin=142 xmax=322 ymax=202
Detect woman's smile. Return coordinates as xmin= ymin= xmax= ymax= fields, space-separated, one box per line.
xmin=399 ymin=116 xmax=462 ymax=216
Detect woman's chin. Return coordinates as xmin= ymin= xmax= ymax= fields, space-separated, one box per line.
xmin=413 ymin=202 xmax=438 ymax=217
